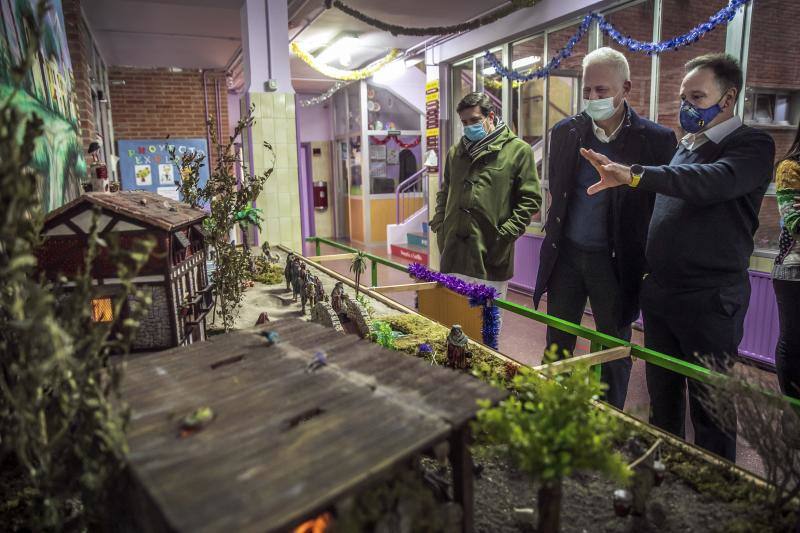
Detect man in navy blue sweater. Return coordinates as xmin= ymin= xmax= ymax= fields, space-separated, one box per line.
xmin=580 ymin=53 xmax=775 ymax=461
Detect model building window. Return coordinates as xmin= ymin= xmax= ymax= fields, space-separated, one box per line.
xmin=91 ymin=297 xmax=113 ymax=322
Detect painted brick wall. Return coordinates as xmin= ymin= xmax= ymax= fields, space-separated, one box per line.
xmin=108 ymin=67 xmax=230 ymax=166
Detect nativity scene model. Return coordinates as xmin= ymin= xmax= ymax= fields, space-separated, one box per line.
xmin=36 ymin=191 xmax=214 ymax=350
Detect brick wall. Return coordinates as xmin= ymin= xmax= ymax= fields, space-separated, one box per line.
xmin=62 ymin=0 xmax=94 ymax=153
xmin=108 ymin=67 xmax=230 ymax=166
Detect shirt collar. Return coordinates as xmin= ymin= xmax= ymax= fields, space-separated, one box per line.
xmin=590 ymin=102 xmax=628 ymax=143
xmin=680 ymin=115 xmax=743 ymax=151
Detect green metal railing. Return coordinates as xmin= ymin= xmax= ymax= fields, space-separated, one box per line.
xmin=306 ymin=236 xmax=800 ymax=409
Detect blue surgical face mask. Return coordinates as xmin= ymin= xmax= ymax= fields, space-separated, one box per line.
xmin=463 ymin=118 xmax=488 ymax=142
xmin=679 ymin=97 xmax=724 ymax=134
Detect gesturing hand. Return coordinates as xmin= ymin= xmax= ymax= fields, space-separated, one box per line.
xmin=579 ymin=148 xmax=632 ymax=195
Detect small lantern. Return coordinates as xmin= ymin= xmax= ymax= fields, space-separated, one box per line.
xmin=613 ymin=488 xmax=633 ymax=517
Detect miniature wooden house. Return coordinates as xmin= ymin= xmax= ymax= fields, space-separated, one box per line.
xmin=38 ymin=191 xmax=213 ymax=350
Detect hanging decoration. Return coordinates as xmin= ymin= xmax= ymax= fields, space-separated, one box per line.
xmin=290 ymin=42 xmax=402 ymax=81
xmin=370 ymin=134 xmax=421 ymax=148
xmin=407 ymin=263 xmax=501 ymax=349
xmin=483 ymin=0 xmax=751 ymax=82
xmin=299 ymin=81 xmax=350 ymax=107
xmin=328 ymin=0 xmax=538 ymax=37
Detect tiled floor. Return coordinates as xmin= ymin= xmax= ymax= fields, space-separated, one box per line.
xmin=304 ymin=240 xmax=781 ymax=476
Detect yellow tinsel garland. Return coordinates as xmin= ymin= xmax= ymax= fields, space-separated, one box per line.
xmin=290 ymin=42 xmax=402 ymax=81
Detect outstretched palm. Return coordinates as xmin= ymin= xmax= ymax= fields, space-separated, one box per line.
xmin=580 ymin=148 xmax=631 ymax=195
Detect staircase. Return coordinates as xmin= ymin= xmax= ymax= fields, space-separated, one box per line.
xmin=390 ymin=221 xmax=429 ymax=263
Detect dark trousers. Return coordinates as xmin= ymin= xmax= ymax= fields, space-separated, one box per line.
xmin=774 ymin=279 xmax=800 ymax=399
xmin=641 ymin=275 xmax=749 ymax=462
xmin=544 ymin=241 xmax=633 ymax=409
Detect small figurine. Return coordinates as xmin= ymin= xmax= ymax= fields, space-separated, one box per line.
xmin=446 ymin=325 xmax=470 ymax=369
xmin=331 ymin=281 xmax=346 ymax=315
xmin=302 ymin=271 xmax=315 ymax=314
xmin=255 ymin=311 xmax=270 ymax=325
xmin=262 ymin=241 xmax=279 ymax=263
xmin=284 ymin=252 xmax=295 ymax=291
xmin=313 ymin=276 xmax=325 ymax=306
xmin=291 ymin=262 xmax=305 ymax=302
xmin=259 ymin=330 xmax=280 ymax=346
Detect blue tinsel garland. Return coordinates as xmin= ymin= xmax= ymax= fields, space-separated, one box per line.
xmin=483 ymin=0 xmax=750 ymax=82
xmin=407 ymin=263 xmax=501 ymax=349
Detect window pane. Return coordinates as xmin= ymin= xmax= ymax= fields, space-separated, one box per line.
xmin=333 ymin=90 xmax=348 ymax=137
xmin=753 ymin=195 xmax=781 ymax=252
xmin=452 ymin=59 xmax=474 ymax=141
xmin=658 ymin=0 xmax=728 ymax=138
xmin=745 ymin=0 xmax=800 ymax=253
xmin=476 ymin=49 xmax=503 ymax=116
xmin=91 ymin=297 xmax=113 ymax=322
xmin=744 ymin=0 xmax=800 ymax=165
xmin=511 ymin=35 xmax=546 ymax=225
xmin=546 ymin=23 xmax=588 ymax=130
xmin=367 ymin=83 xmax=420 ymax=131
xmin=347 ymin=83 xmax=361 ymax=133
xmin=602 ymin=0 xmax=655 ymax=117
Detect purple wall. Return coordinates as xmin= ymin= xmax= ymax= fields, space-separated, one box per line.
xmin=296 ymin=96 xmax=333 ymax=143
xmin=511 ymin=234 xmax=779 ymax=365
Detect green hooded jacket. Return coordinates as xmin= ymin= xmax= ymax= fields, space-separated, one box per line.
xmin=430 ymin=125 xmax=541 ymax=281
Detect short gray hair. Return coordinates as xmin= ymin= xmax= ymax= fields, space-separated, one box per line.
xmin=582 ymin=47 xmax=630 ymax=83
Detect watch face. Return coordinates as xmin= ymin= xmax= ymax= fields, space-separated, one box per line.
xmin=631 ymin=164 xmax=644 ymax=175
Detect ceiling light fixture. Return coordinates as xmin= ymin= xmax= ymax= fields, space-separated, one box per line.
xmin=314 ymin=34 xmax=361 ymax=66
xmin=481 ymin=55 xmax=542 ymax=76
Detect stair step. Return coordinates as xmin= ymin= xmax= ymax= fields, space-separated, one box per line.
xmin=390 ymin=243 xmax=429 ymax=264
xmin=407 ymin=232 xmax=428 ymax=247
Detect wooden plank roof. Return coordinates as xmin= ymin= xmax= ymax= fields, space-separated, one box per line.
xmin=45 ymin=191 xmax=206 ymax=231
xmin=121 ymin=319 xmax=505 ymax=533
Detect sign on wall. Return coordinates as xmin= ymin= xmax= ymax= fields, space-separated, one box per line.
xmin=117 ymin=139 xmax=210 ymax=201
xmin=425 ymin=80 xmax=440 ymax=172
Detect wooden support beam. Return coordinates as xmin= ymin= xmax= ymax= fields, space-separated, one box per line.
xmin=449 ymin=426 xmax=474 ymax=533
xmin=534 ymin=346 xmax=631 ymax=374
xmin=371 ymin=282 xmax=438 ymax=294
xmin=305 ymin=253 xmax=356 ymax=262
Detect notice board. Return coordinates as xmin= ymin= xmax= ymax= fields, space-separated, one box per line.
xmin=117 ymin=138 xmax=210 ymax=201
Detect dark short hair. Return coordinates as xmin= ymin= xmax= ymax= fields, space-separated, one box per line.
xmin=685 ymin=53 xmax=743 ymax=96
xmin=456 ymin=92 xmax=494 ymax=116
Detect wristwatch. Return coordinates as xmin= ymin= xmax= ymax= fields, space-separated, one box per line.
xmin=629 ymin=164 xmax=644 ymax=188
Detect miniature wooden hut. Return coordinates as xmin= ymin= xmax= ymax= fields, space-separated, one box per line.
xmin=37 ymin=191 xmax=213 ymax=350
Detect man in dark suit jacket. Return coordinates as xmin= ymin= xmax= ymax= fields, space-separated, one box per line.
xmin=580 ymin=53 xmax=775 ymax=461
xmin=534 ymin=47 xmax=676 ymax=409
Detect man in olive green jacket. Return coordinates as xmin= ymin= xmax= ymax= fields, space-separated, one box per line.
xmin=430 ymin=92 xmax=541 ymax=297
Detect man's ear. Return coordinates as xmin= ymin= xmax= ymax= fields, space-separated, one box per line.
xmin=723 ymin=88 xmax=737 ymax=110
xmin=622 ymin=80 xmax=632 ymax=97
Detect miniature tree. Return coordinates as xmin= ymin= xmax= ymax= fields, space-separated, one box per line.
xmin=0 ymin=4 xmax=153 ymax=528
xmin=476 ymin=349 xmax=631 ymax=533
xmin=170 ymin=108 xmax=274 ymax=331
xmin=700 ymin=361 xmax=800 ymax=528
xmin=350 ymin=250 xmax=368 ymax=297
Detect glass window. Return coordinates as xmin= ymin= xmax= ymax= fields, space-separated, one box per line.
xmin=347 ymin=82 xmax=361 ymax=133
xmin=744 ymin=0 xmax=800 ymax=253
xmin=601 ymin=0 xmax=655 ymax=118
xmin=511 ymin=35 xmax=546 ymax=225
xmin=91 ymin=297 xmax=113 ymax=322
xmin=349 ymin=135 xmax=362 ymax=195
xmin=333 ymin=90 xmax=348 ymax=137
xmin=658 ymin=0 xmax=728 ymax=138
xmin=366 ymin=83 xmax=420 ymax=131
xmin=452 ymin=58 xmax=474 ymax=141
xmin=476 ymin=48 xmax=503 ymax=114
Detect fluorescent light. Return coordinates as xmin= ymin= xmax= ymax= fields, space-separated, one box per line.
xmin=481 ymin=55 xmax=541 ymax=76
xmin=372 ymin=59 xmax=407 ymax=83
xmin=512 ymin=55 xmax=541 ymax=69
xmin=314 ymin=35 xmax=361 ymax=66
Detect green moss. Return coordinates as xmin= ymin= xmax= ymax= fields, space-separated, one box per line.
xmin=251 ymin=261 xmax=284 ymax=285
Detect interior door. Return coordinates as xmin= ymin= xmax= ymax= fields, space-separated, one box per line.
xmin=333 ymin=140 xmax=350 ymax=239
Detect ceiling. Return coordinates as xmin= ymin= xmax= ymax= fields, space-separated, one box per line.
xmin=83 ymin=0 xmax=509 ymax=92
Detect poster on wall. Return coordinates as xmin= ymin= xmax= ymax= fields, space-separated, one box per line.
xmin=0 ymin=0 xmax=86 ymax=212
xmin=386 ymin=147 xmax=399 ymax=165
xmin=369 ymin=144 xmax=386 ymax=161
xmin=117 ymin=139 xmax=210 ymax=203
